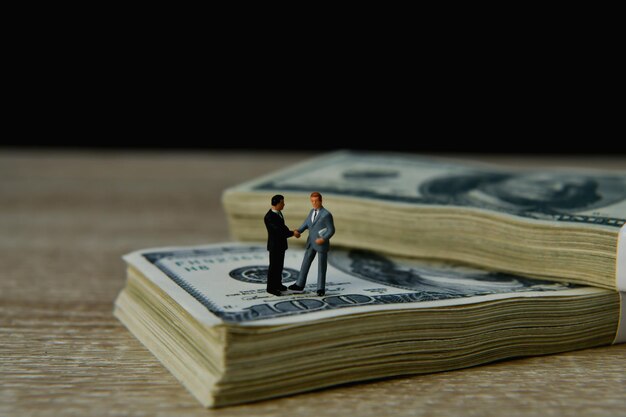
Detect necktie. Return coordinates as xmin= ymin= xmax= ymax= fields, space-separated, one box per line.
xmin=312 ymin=209 xmax=318 ymax=222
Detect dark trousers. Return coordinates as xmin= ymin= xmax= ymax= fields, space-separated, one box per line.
xmin=267 ymin=250 xmax=285 ymax=290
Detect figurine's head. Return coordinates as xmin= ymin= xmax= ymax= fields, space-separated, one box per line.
xmin=271 ymin=194 xmax=285 ymax=210
xmin=310 ymin=192 xmax=322 ymax=210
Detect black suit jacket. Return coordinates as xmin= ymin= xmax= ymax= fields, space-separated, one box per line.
xmin=264 ymin=210 xmax=294 ymax=252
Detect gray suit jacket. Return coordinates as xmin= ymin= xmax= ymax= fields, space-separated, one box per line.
xmin=298 ymin=207 xmax=335 ymax=253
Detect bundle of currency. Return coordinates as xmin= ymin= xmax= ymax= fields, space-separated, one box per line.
xmin=113 ymin=243 xmax=624 ymax=407
xmin=222 ymin=151 xmax=626 ymax=291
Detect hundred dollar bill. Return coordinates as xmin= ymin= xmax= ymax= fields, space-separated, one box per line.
xmin=229 ymin=151 xmax=626 ymax=227
xmin=122 ymin=242 xmax=622 ymax=335
xmin=116 ymin=242 xmax=625 ymax=407
xmin=222 ymin=151 xmax=626 ymax=290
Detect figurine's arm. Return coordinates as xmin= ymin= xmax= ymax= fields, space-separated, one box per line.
xmin=316 ymin=213 xmax=335 ymax=244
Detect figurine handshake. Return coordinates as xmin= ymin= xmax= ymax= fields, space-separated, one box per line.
xmin=293 ymin=230 xmax=301 ymax=238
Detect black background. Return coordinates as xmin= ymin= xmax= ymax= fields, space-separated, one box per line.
xmin=6 ymin=118 xmax=622 ymax=154
xmin=6 ymin=85 xmax=621 ymax=155
xmin=4 ymin=19 xmax=624 ymax=156
xmin=4 ymin=45 xmax=623 ymax=155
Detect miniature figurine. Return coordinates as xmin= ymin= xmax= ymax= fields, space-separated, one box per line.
xmin=289 ymin=192 xmax=335 ymax=296
xmin=264 ymin=195 xmax=300 ymax=296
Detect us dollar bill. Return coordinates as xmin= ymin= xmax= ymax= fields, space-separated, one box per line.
xmin=229 ymin=151 xmax=626 ymax=228
xmin=123 ymin=243 xmax=605 ymax=327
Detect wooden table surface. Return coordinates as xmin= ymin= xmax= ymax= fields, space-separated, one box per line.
xmin=2 ymin=150 xmax=625 ymax=417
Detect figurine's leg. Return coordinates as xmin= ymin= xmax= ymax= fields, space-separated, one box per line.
xmin=296 ymin=248 xmax=316 ymax=288
xmin=317 ymin=251 xmax=327 ymax=292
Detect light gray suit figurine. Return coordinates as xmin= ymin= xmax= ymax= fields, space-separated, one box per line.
xmin=289 ymin=192 xmax=335 ymax=296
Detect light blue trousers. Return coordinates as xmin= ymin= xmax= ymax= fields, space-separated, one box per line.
xmin=296 ymin=248 xmax=327 ymax=291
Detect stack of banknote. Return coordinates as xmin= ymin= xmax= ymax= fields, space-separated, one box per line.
xmin=222 ymin=151 xmax=626 ymax=290
xmin=114 ymin=243 xmax=623 ymax=407
xmin=114 ymin=151 xmax=626 ymax=407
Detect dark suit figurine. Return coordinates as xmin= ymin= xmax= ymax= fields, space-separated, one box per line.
xmin=289 ymin=192 xmax=335 ymax=296
xmin=264 ymin=194 xmax=299 ymax=296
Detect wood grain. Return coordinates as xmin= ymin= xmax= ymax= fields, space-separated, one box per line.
xmin=1 ymin=150 xmax=625 ymax=417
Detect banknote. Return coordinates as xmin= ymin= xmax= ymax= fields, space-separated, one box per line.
xmin=123 ymin=243 xmax=607 ymax=327
xmin=233 ymin=151 xmax=626 ymax=228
